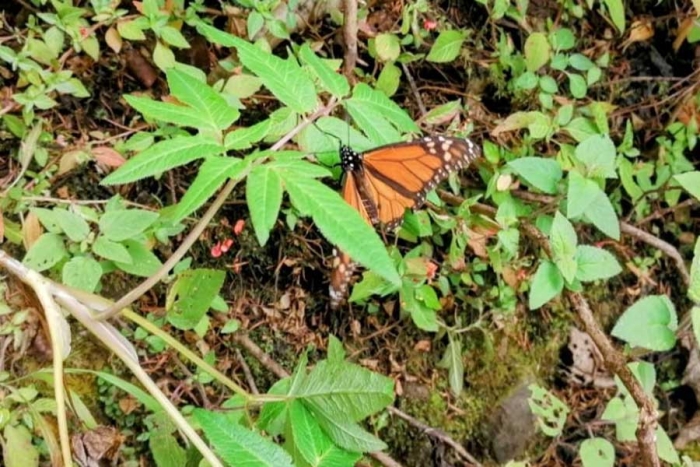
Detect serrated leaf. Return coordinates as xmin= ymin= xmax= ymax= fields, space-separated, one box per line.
xmin=52 ymin=209 xmax=90 ymax=242
xmin=508 ymin=157 xmax=562 ymax=194
xmin=529 ymin=260 xmax=564 ymax=309
xmin=346 ymin=83 xmax=419 ymax=134
xmin=427 ymin=30 xmax=465 ymax=63
xmin=101 ymin=136 xmax=223 ymax=185
xmin=170 ymin=156 xmax=246 ymax=223
xmin=564 ymin=117 xmax=599 ymax=142
xmin=113 ymin=240 xmax=162 ymax=277
xmin=574 ymin=134 xmax=617 ymax=178
xmin=225 ymin=120 xmax=271 ymax=150
xmin=167 ymin=269 xmax=225 ymax=330
xmin=282 ymin=176 xmax=400 ymax=287
xmin=166 ymin=68 xmax=238 ymax=130
xmin=247 ymin=166 xmax=283 ymax=246
xmin=62 ymin=256 xmax=102 ymax=292
xmin=575 ymin=245 xmax=621 ymax=282
xmin=23 ymin=233 xmax=66 ymax=272
xmin=298 ymin=43 xmax=350 ymax=98
xmin=213 ymin=31 xmax=317 ymax=114
xmin=194 ymin=409 xmax=294 ymax=467
xmin=99 ymin=209 xmax=159 ymax=242
xmin=611 ymin=295 xmax=677 ymax=351
xmin=550 ymin=212 xmax=578 ymax=283
xmin=584 ymin=189 xmax=620 ymax=240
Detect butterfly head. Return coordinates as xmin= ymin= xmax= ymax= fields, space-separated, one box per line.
xmin=339 ymin=145 xmax=362 ymax=172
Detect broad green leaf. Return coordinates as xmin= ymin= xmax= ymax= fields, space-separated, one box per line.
xmin=346 ymin=83 xmax=419 ymax=133
xmin=4 ymin=424 xmax=39 ymax=467
xmin=580 ymin=438 xmax=615 ymax=467
xmin=568 ymin=73 xmax=588 ymax=99
xmin=611 ymin=295 xmax=677 ymax=351
xmin=298 ymin=43 xmax=350 ymax=98
xmin=674 ymin=171 xmax=700 ymax=200
xmin=584 ymin=189 xmax=620 ymax=240
xmin=309 ymin=409 xmax=386 ymax=453
xmin=375 ymin=33 xmax=401 ymax=62
xmin=152 ymin=41 xmax=175 ymax=70
xmin=113 ymin=240 xmax=162 ymax=277
xmin=158 ymin=25 xmax=190 ymax=48
xmin=438 ymin=333 xmax=464 ymax=396
xmin=549 ymin=212 xmax=577 ymax=283
xmin=62 ymin=256 xmax=102 ymax=292
xmin=194 ymin=410 xmax=294 ymax=467
xmin=51 ymin=209 xmax=90 ymax=242
xmin=23 ymin=233 xmax=66 ymax=272
xmin=166 ymin=68 xmax=239 ymax=130
xmin=99 ymin=209 xmax=159 ymax=242
xmin=528 ymin=260 xmax=564 ymax=310
xmin=92 ymin=236 xmax=132 ymax=263
xmin=549 ymin=28 xmax=576 ymax=51
xmin=564 ymin=117 xmax=599 ymax=142
xmin=225 ymin=33 xmax=317 ymax=114
xmin=247 ymin=11 xmax=264 ymax=39
xmin=655 ymin=427 xmax=680 ymax=465
xmin=423 ymin=100 xmax=462 ymax=125
xmin=149 ymin=424 xmax=187 ymax=467
xmin=508 ymin=157 xmax=562 ymax=194
xmin=282 ymin=177 xmax=400 ymax=286
xmin=569 ymin=53 xmax=595 ymax=71
xmin=575 ymin=245 xmax=621 ymax=282
xmin=247 ymin=166 xmax=283 ymax=246
xmin=574 ymin=134 xmax=617 ymax=178
xmin=376 ymin=62 xmax=401 ymax=97
xmin=167 ymin=269 xmax=225 ymax=330
xmin=603 ymin=0 xmax=626 ymax=33
xmin=401 ymin=282 xmax=438 ymax=332
xmin=528 ymin=384 xmax=569 ymax=437
xmin=566 ymin=171 xmax=599 ymax=218
xmin=689 ymin=237 xmax=700 ymax=302
xmin=426 ymin=30 xmax=465 ymax=63
xmin=527 ymin=111 xmax=552 ymax=139
xmin=225 ymin=120 xmax=271 ymax=150
xmin=224 ymin=74 xmax=263 ymax=99
xmin=692 ymin=307 xmax=700 ymax=359
xmin=524 ymin=32 xmax=551 ymax=71
xmin=102 ymin=136 xmax=223 ymax=185
xmin=170 ymin=157 xmax=246 ymax=223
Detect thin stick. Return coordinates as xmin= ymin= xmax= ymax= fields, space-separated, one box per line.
xmin=98 ymin=98 xmax=338 ymax=319
xmin=342 ymin=0 xmax=358 ymax=81
xmin=402 ymin=63 xmax=427 ymax=118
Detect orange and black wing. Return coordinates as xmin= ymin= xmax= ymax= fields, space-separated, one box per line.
xmin=361 ymin=136 xmax=481 ymax=228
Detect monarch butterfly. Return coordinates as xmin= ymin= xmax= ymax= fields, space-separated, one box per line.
xmin=329 ymin=136 xmax=482 ymax=308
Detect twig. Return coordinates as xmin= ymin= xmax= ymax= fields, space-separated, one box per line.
xmin=387 ymin=406 xmax=482 ymax=466
xmin=402 ymin=63 xmax=427 ymax=118
xmin=98 ymin=98 xmax=338 ymax=319
xmin=233 ymin=333 xmax=289 ymax=378
xmin=342 ymin=0 xmax=358 ymax=81
xmin=636 ymin=198 xmax=696 ymax=225
xmin=235 ymin=349 xmax=259 ymax=395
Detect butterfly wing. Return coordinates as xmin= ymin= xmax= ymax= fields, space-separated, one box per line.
xmin=362 ymin=136 xmax=481 ymax=228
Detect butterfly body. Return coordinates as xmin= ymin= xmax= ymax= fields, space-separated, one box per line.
xmin=330 ymin=136 xmax=481 ymax=308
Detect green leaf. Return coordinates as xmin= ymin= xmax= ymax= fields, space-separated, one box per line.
xmin=282 ymin=177 xmax=400 ymax=287
xmin=247 ymin=11 xmax=264 ymax=39
xmin=602 ymin=0 xmax=626 ymax=33
xmin=51 ymin=209 xmax=90 ymax=242
xmin=224 ymin=74 xmax=263 ymax=99
xmin=423 ymin=100 xmax=462 ymax=125
xmin=564 ymin=117 xmax=599 ymax=142
xmin=508 ymin=157 xmax=562 ymax=194
xmin=346 ymin=83 xmax=419 ymax=134
xmin=113 ymin=240 xmax=162 ymax=277
xmin=689 ymin=237 xmax=700 ymax=302
xmin=611 ymin=295 xmax=678 ymax=351
xmin=102 ymin=136 xmax=223 ymax=185
xmin=376 ymin=62 xmax=401 ymax=97
xmin=574 ymin=134 xmax=617 ymax=178
xmin=99 ymin=209 xmax=159 ymax=242
xmin=298 ymin=43 xmax=350 ymax=98
xmin=584 ymin=189 xmax=620 ymax=240
xmin=223 ymin=33 xmax=317 ymax=114
xmin=674 ymin=171 xmax=700 ymax=200
xmin=62 ymin=256 xmax=102 ymax=292
xmin=426 ymin=30 xmax=465 ymax=63
xmin=568 ymin=73 xmax=587 ymax=99
xmin=692 ymin=307 xmax=700 ymax=358
xmin=400 ymin=282 xmax=438 ymax=332
xmin=566 ymin=171 xmax=600 ymax=219
xmin=375 ymin=33 xmax=401 ymax=62
xmin=568 ymin=53 xmax=595 ymax=71
xmin=23 ymin=233 xmax=66 ymax=272
xmin=158 ymin=26 xmax=191 ymax=48
xmin=170 ymin=156 xmax=246 ymax=223
xmin=247 ymin=166 xmax=283 ymax=246
xmin=225 ymin=120 xmax=271 ymax=150
xmin=166 ymin=69 xmax=239 ymax=130
xmin=549 ymin=212 xmax=578 ymax=283
xmin=167 ymin=269 xmax=225 ymax=330
xmin=655 ymin=427 xmax=680 ymax=465
xmin=580 ymin=438 xmax=615 ymax=467
xmin=528 ymin=384 xmax=569 ymax=437
xmin=4 ymin=424 xmax=39 ymax=467
xmin=438 ymin=333 xmax=464 ymax=396
xmin=149 ymin=424 xmax=187 ymax=467
xmin=309 ymin=410 xmax=386 ymax=453
xmin=529 ymin=260 xmax=564 ymax=310
xmin=92 ymin=236 xmax=132 ymax=263
xmin=524 ymin=32 xmax=551 ymax=72
xmin=575 ymin=245 xmax=621 ymax=282
xmin=194 ymin=409 xmax=294 ymax=467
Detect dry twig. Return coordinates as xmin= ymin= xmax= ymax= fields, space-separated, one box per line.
xmin=342 ymin=0 xmax=358 ymax=81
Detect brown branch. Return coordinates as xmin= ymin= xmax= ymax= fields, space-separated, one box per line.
xmin=342 ymin=0 xmax=358 ymax=81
